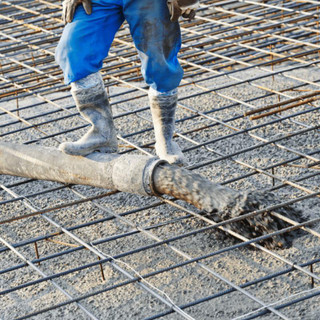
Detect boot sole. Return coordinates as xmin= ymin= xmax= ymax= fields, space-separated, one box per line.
xmin=59 ymin=143 xmax=118 ymax=156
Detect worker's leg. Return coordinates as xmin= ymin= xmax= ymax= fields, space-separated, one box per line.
xmin=59 ymin=72 xmax=118 ymax=155
xmin=123 ymin=0 xmax=186 ymax=165
xmin=148 ymin=88 xmax=186 ymax=165
xmin=56 ymin=0 xmax=125 ymax=84
xmin=55 ymin=1 xmax=124 ymax=155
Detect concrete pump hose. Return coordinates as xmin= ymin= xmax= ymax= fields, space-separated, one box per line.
xmin=152 ymin=163 xmax=238 ymax=213
xmin=0 ymin=142 xmax=301 ymax=249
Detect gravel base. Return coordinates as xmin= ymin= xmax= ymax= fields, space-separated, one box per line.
xmin=1 ymin=24 xmax=320 ymax=320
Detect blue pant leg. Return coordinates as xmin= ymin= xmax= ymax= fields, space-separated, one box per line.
xmin=55 ymin=1 xmax=124 ymax=84
xmin=123 ymin=0 xmax=183 ymax=93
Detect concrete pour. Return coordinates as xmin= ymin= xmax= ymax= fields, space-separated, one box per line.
xmin=0 ymin=65 xmax=320 ymax=320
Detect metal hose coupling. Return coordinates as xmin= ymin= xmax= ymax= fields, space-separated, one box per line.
xmin=142 ymin=158 xmax=168 ymax=196
xmin=111 ymin=155 xmax=167 ymax=197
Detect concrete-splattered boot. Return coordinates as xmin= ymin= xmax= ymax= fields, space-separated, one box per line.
xmin=59 ymin=73 xmax=118 ymax=156
xmin=149 ymin=88 xmax=186 ymax=166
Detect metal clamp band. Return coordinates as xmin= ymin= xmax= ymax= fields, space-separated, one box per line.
xmin=142 ymin=158 xmax=168 ymax=196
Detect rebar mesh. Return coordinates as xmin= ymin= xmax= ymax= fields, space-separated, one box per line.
xmin=0 ymin=0 xmax=320 ymax=319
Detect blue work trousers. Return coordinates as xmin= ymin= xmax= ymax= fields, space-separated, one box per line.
xmin=55 ymin=0 xmax=184 ymax=92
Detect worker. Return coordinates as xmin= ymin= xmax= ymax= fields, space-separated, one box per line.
xmin=55 ymin=0 xmax=199 ymax=165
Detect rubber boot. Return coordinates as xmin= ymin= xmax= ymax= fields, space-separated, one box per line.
xmin=149 ymin=89 xmax=187 ymax=166
xmin=59 ymin=82 xmax=118 ymax=156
